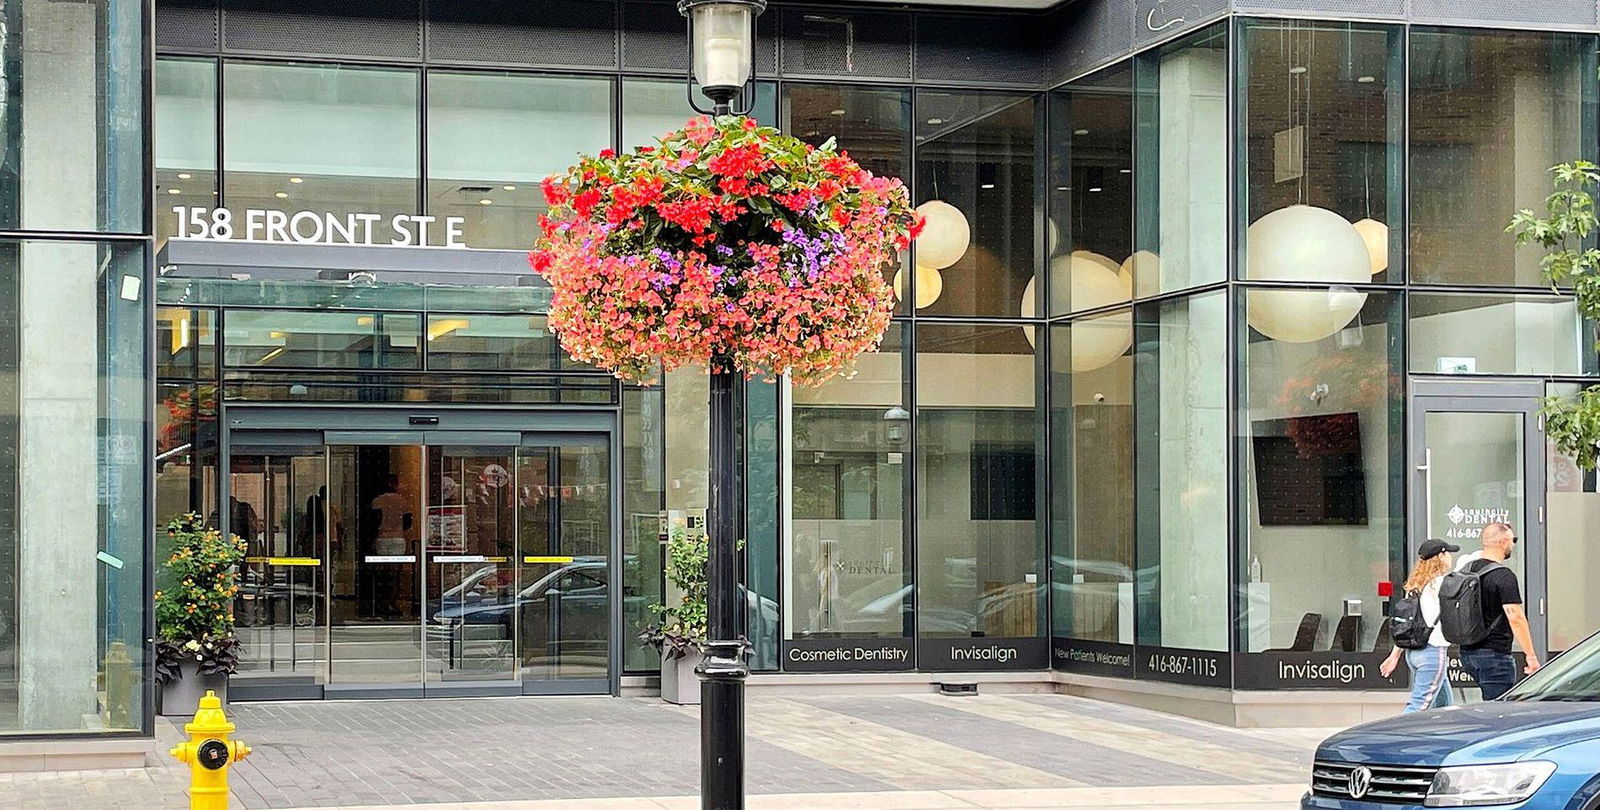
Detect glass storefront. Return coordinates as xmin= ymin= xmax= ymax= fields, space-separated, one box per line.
xmin=129 ymin=5 xmax=1600 ymax=712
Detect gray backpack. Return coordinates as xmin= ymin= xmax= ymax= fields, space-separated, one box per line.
xmin=1437 ymin=561 xmax=1504 ymax=646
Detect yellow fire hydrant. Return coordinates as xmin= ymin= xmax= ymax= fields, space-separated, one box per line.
xmin=169 ymin=690 xmax=251 ymax=810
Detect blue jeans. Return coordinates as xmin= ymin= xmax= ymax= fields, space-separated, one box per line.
xmin=1461 ymin=647 xmax=1518 ymax=700
xmin=1403 ymin=646 xmax=1454 ymax=712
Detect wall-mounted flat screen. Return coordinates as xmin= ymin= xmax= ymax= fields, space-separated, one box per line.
xmin=1252 ymin=413 xmax=1368 ymax=526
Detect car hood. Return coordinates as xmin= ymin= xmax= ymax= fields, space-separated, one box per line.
xmin=1318 ymin=701 xmax=1600 ymax=765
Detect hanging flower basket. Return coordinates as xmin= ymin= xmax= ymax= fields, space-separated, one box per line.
xmin=530 ymin=115 xmax=921 ymax=386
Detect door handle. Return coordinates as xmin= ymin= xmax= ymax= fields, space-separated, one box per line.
xmin=1417 ymin=448 xmax=1433 ymax=540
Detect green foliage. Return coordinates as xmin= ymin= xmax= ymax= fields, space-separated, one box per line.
xmin=1544 ymin=389 xmax=1600 ymax=472
xmin=1510 ymin=162 xmax=1600 ymax=471
xmin=1508 ymin=161 xmax=1600 ymax=319
xmin=640 ymin=528 xmax=709 ymax=660
xmin=154 ymin=513 xmax=246 ymax=682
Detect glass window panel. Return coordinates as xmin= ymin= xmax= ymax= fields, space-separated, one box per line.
xmin=0 ymin=239 xmax=146 ymax=733
xmin=916 ymin=92 xmax=1036 ymax=317
xmin=223 ymin=310 xmax=422 ymax=369
xmin=1134 ymin=25 xmax=1227 ymax=296
xmin=1134 ymin=291 xmax=1227 ymax=651
xmin=784 ymin=84 xmax=911 ymax=314
xmin=791 ymin=324 xmax=908 ymax=641
xmin=425 ymin=314 xmax=557 ymax=371
xmin=622 ymin=387 xmax=666 ymax=673
xmin=916 ymin=323 xmax=1043 ymax=639
xmin=1409 ymin=28 xmax=1596 ymax=286
xmin=1051 ymin=312 xmax=1134 ymax=645
xmin=224 ymin=62 xmax=419 ymax=243
xmin=156 ymin=308 xmax=217 ymax=380
xmin=0 ymin=0 xmax=143 ymax=232
xmin=1048 ymin=64 xmax=1134 ymax=315
xmin=1241 ymin=290 xmax=1402 ymax=654
xmin=157 ymin=58 xmax=219 ymax=246
xmin=426 ymin=72 xmax=612 ymax=250
xmin=1547 ymin=382 xmax=1600 ymax=654
xmin=745 ymin=380 xmax=780 ymax=670
xmin=1239 ymin=21 xmax=1402 ymax=284
xmin=1409 ymin=293 xmax=1581 ymax=376
xmin=622 ymin=79 xmax=777 ymax=150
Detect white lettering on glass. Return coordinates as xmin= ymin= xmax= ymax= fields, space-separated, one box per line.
xmin=171 ymin=207 xmax=469 ymax=248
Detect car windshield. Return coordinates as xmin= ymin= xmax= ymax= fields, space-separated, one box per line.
xmin=1503 ymin=631 xmax=1600 ymax=702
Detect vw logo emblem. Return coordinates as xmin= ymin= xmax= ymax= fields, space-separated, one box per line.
xmin=1348 ymin=766 xmax=1373 ymax=799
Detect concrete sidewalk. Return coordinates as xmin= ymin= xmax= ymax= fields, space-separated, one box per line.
xmin=285 ymin=784 xmax=1308 ymax=810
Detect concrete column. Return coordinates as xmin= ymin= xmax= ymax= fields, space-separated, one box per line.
xmin=17 ymin=0 xmax=102 ymax=731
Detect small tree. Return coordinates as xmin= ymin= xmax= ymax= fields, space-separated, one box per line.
xmin=154 ymin=513 xmax=246 ymax=683
xmin=639 ymin=527 xmax=709 ymax=660
xmin=1508 ymin=160 xmax=1600 ymax=470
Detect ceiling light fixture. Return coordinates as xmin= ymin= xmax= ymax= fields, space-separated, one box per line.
xmin=176 ymin=172 xmax=192 ymax=180
xmin=274 ymin=191 xmax=289 ymax=199
xmin=1289 ymin=66 xmax=1308 ymax=75
xmin=980 ymin=183 xmax=996 ymax=189
xmin=1119 ymin=168 xmax=1132 ymax=174
xmin=1073 ymin=128 xmax=1089 ymax=135
xmin=289 ymin=177 xmax=304 ymax=184
xmin=479 ymin=198 xmax=494 ymax=205
xmin=829 ymin=108 xmax=846 ymax=116
xmin=503 ymin=184 xmax=517 ymax=191
xmin=167 ymin=188 xmax=182 ymax=195
xmin=926 ymin=117 xmax=944 ymax=125
xmin=1356 ymin=75 xmax=1376 ymax=83
xmin=1089 ymin=187 xmax=1103 ymax=193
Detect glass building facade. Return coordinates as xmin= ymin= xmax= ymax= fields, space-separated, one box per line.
xmin=13 ymin=0 xmax=1600 ymax=744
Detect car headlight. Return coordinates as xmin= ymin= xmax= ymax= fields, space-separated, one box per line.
xmin=1424 ymin=761 xmax=1556 ymax=807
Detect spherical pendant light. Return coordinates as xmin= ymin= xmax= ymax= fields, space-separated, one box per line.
xmin=913 ymin=200 xmax=970 ymax=270
xmin=1351 ymin=217 xmax=1389 ymax=275
xmin=1024 ymin=259 xmax=1132 ymax=372
xmin=892 ymin=265 xmax=943 ymax=310
xmin=1245 ymin=205 xmax=1370 ymax=343
xmin=1120 ymin=250 xmax=1158 ymax=295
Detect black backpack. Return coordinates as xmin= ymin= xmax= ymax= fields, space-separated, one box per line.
xmin=1389 ymin=590 xmax=1435 ymax=650
xmin=1438 ymin=561 xmax=1505 ymax=646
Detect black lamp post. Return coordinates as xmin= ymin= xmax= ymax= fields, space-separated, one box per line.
xmin=677 ymin=2 xmax=766 ymax=809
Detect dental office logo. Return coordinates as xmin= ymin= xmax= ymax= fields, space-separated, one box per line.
xmin=1445 ymin=504 xmax=1510 ymax=539
xmin=170 ymin=206 xmax=471 ymax=248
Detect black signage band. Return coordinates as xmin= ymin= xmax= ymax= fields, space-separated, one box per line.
xmin=919 ymin=637 xmax=1049 ymax=672
xmin=782 ymin=637 xmax=915 ymax=673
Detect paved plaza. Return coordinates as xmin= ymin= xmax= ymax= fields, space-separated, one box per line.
xmin=0 ymin=693 xmax=1327 ymax=810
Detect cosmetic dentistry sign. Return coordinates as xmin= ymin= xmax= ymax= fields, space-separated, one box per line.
xmin=170 ymin=206 xmax=471 ymax=248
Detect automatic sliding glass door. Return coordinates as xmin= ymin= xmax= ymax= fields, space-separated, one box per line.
xmin=229 ymin=445 xmax=329 ymax=696
xmin=226 ymin=415 xmax=617 ymax=699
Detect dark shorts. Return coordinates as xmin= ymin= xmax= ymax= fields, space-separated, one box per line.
xmin=1461 ymin=647 xmax=1518 ymax=700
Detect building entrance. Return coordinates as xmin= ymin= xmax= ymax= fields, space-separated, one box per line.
xmin=223 ymin=409 xmax=616 ymax=700
xmin=1410 ymin=379 xmax=1548 ymax=664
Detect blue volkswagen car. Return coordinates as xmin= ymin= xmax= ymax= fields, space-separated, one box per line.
xmin=1303 ymin=631 xmax=1600 ymax=809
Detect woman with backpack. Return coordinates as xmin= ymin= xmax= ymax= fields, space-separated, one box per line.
xmin=1378 ymin=539 xmax=1461 ymax=712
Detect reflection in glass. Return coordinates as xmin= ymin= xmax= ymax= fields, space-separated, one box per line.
xmin=623 ymin=79 xmax=777 ymax=150
xmin=231 ymin=449 xmax=329 ymax=690
xmin=425 ymin=447 xmax=518 ymax=683
xmin=915 ymin=323 xmax=1042 ymax=639
xmin=224 ymin=62 xmax=419 ymax=244
xmin=156 ymin=58 xmax=219 ymax=245
xmin=1239 ymin=21 xmax=1402 ymax=284
xmin=1049 ymin=64 xmax=1134 ymax=315
xmin=791 ymin=325 xmax=908 ymax=640
xmin=425 ymin=314 xmax=557 ymax=371
xmin=223 ymin=310 xmax=422 ymax=369
xmin=0 ymin=240 xmax=146 ymax=732
xmin=0 ymin=0 xmax=143 ymax=232
xmin=1409 ymin=293 xmax=1581 ymax=376
xmin=916 ymin=91 xmax=1036 ymax=317
xmin=746 ymin=381 xmax=781 ymax=670
xmin=622 ymin=388 xmax=666 ymax=672
xmin=520 ymin=443 xmax=612 ymax=682
xmin=1050 ymin=314 xmax=1134 ymax=644
xmin=1134 ymin=26 xmax=1227 ymax=296
xmin=426 ymin=72 xmax=612 ymax=249
xmin=1423 ymin=411 xmax=1527 ymax=608
xmin=1134 ymin=292 xmax=1226 ymax=651
xmin=1546 ymin=383 xmax=1600 ymax=653
xmin=1409 ymin=28 xmax=1596 ymax=286
xmin=1241 ymin=291 xmax=1401 ymax=654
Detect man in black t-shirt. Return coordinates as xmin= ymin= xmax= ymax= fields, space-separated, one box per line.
xmin=1458 ymin=522 xmax=1541 ymax=699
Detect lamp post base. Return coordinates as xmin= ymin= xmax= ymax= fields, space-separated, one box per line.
xmin=697 ymin=638 xmax=748 ymax=810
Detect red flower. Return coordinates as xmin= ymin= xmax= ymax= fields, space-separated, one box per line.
xmin=541 ymin=176 xmax=569 ymax=207
xmin=599 ymin=148 xmax=616 ymax=159
xmin=573 ymin=189 xmax=603 ymax=217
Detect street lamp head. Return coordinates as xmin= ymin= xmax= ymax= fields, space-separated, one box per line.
xmin=678 ymin=0 xmax=766 ymax=115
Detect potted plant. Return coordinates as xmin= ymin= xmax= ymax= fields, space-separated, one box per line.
xmin=640 ymin=528 xmax=709 ymax=705
xmin=155 ymin=513 xmax=246 ymax=715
